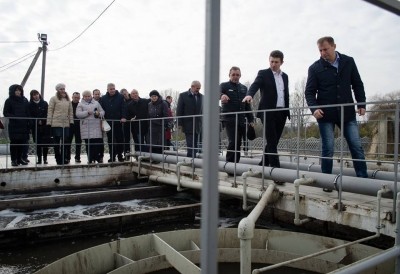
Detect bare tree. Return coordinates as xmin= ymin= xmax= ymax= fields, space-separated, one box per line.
xmin=159 ymin=89 xmax=181 ymax=114
xmin=290 ymin=77 xmax=311 ymax=130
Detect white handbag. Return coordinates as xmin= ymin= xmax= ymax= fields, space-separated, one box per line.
xmin=102 ymin=119 xmax=111 ymax=132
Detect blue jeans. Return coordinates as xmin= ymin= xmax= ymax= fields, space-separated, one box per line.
xmin=319 ymin=119 xmax=368 ymax=178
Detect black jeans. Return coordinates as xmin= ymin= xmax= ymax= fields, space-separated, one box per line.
xmin=224 ymin=121 xmax=246 ymax=163
xmin=106 ymin=121 xmax=124 ymax=160
xmin=260 ymin=110 xmax=287 ymax=168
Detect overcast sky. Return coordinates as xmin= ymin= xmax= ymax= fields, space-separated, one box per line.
xmin=1 ymin=0 xmax=399 ymax=103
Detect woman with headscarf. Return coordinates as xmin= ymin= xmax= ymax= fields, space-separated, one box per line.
xmin=148 ymin=90 xmax=170 ymax=155
xmin=76 ymin=90 xmax=105 ymax=164
xmin=29 ymin=89 xmax=51 ymax=164
xmin=3 ymin=84 xmax=30 ymax=166
xmin=47 ymin=83 xmax=73 ymax=165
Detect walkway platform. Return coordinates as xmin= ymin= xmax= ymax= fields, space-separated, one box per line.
xmin=0 ymin=152 xmax=397 ymax=240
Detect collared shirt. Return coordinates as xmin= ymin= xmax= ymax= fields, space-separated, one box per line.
xmin=190 ymin=90 xmax=199 ymax=103
xmin=329 ymin=52 xmax=340 ymax=71
xmin=273 ymin=70 xmax=285 ymax=108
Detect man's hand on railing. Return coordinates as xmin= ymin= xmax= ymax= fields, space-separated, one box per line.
xmin=242 ymin=95 xmax=252 ymax=103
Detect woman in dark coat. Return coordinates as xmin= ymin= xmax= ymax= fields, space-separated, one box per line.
xmin=3 ymin=84 xmax=30 ymax=166
xmin=148 ymin=90 xmax=169 ymax=155
xmin=29 ymin=89 xmax=51 ymax=164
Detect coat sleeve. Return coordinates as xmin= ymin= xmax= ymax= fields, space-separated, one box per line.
xmin=75 ymin=103 xmax=87 ymax=119
xmin=3 ymin=99 xmax=13 ymax=117
xmin=247 ymin=70 xmax=264 ymax=98
xmin=47 ymin=97 xmax=55 ymax=125
xmin=176 ymin=93 xmax=184 ymax=127
xmin=305 ymin=66 xmax=318 ymax=115
xmin=97 ymin=102 xmax=105 ymax=118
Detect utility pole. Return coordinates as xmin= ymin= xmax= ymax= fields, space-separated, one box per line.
xmin=38 ymin=33 xmax=48 ymax=98
xmin=20 ymin=33 xmax=48 ymax=98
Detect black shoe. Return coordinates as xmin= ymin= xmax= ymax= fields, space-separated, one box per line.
xmin=323 ymin=188 xmax=333 ymax=192
xmin=37 ymin=160 xmax=42 ymax=164
xmin=18 ymin=159 xmax=28 ymax=165
xmin=11 ymin=161 xmax=18 ymax=167
xmin=75 ymin=159 xmax=81 ymax=163
xmin=64 ymin=160 xmax=70 ymax=164
xmin=97 ymin=158 xmax=103 ymax=163
xmin=118 ymin=156 xmax=124 ymax=162
xmin=44 ymin=160 xmax=48 ymax=164
xmin=23 ymin=158 xmax=30 ymax=163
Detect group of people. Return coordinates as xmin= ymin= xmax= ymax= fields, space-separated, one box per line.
xmin=221 ymin=36 xmax=368 ymax=189
xmin=3 ymin=36 xmax=368 ymax=188
xmin=2 ymin=82 xmax=175 ymax=166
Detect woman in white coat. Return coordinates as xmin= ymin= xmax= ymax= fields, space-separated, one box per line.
xmin=76 ymin=90 xmax=105 ymax=164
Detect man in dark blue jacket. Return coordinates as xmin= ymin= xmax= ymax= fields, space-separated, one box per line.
xmin=305 ymin=36 xmax=368 ymax=185
xmin=221 ymin=67 xmax=254 ymax=163
xmin=176 ymin=81 xmax=203 ymax=158
xmin=100 ymin=83 xmax=127 ymax=162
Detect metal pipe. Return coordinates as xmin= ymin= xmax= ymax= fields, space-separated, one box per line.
xmin=202 ymin=1 xmax=221 ymax=273
xmin=179 ymin=151 xmax=400 ymax=182
xmin=148 ymin=175 xmax=266 ymax=202
xmin=294 ymin=176 xmax=315 ymax=225
xmin=176 ymin=161 xmax=192 ymax=192
xmin=136 ymin=152 xmax=395 ymax=197
xmin=241 ymin=169 xmax=262 ymax=211
xmin=396 ymin=192 xmax=400 ymax=274
xmin=137 ymin=156 xmax=150 ymax=179
xmin=376 ymin=186 xmax=390 ymax=236
xmin=393 ymin=101 xmax=399 ymax=222
xmin=238 ymin=183 xmax=275 ymax=274
xmin=232 ymin=156 xmax=400 ymax=182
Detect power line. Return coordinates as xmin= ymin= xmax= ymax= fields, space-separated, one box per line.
xmin=0 ymin=41 xmax=39 ymax=43
xmin=50 ymin=0 xmax=116 ymax=52
xmin=0 ymin=49 xmax=39 ymax=69
xmin=0 ymin=51 xmax=37 ymax=73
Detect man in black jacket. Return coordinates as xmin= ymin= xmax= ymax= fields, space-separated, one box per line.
xmin=243 ymin=50 xmax=290 ymax=168
xmin=100 ymin=83 xmax=127 ymax=162
xmin=127 ymin=89 xmax=150 ymax=154
xmin=305 ymin=36 xmax=368 ymax=182
xmin=176 ymin=81 xmax=203 ymax=158
xmin=221 ymin=67 xmax=254 ymax=163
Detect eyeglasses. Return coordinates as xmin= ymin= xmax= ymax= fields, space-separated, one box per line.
xmin=231 ymin=74 xmax=241 ymax=76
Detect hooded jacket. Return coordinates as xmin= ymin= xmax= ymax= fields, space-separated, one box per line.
xmin=3 ymin=84 xmax=30 ymax=140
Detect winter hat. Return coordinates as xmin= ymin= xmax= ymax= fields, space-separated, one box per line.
xmin=149 ymin=90 xmax=160 ymax=97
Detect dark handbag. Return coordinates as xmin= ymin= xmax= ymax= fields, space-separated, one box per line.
xmin=247 ymin=124 xmax=256 ymax=140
